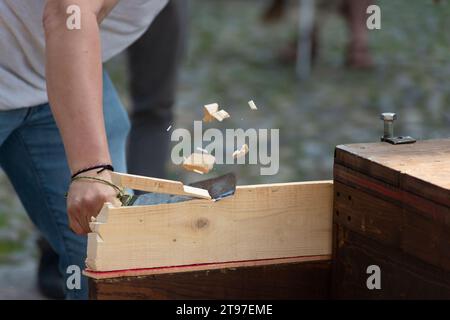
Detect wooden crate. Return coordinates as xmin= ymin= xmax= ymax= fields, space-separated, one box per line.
xmin=332 ymin=139 xmax=450 ymax=299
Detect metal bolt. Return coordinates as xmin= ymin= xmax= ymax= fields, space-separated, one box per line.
xmin=380 ymin=112 xmax=397 ymax=139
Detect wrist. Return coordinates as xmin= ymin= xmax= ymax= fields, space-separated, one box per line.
xmin=71 ymin=164 xmax=114 ymax=179
xmin=69 ymin=152 xmax=111 ymax=175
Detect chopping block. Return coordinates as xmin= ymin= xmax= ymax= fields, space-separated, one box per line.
xmin=333 ymin=138 xmax=450 ymax=299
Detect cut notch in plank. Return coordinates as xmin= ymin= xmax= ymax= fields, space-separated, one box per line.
xmin=86 ymin=180 xmax=333 ymax=272
xmin=110 ymin=172 xmax=211 ymax=200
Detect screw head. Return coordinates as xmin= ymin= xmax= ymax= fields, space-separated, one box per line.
xmin=380 ymin=112 xmax=397 ymax=121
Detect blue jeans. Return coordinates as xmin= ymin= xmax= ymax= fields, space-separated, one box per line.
xmin=0 ymin=73 xmax=130 ymax=299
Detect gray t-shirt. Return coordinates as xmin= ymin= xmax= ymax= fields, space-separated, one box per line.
xmin=0 ymin=0 xmax=167 ymax=110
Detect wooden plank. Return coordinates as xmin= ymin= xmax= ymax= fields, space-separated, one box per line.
xmin=333 ymin=178 xmax=450 ymax=271
xmin=89 ymin=258 xmax=332 ymax=300
xmin=335 ymin=139 xmax=450 ymax=208
xmin=333 ymin=181 xmax=403 ymax=248
xmin=86 ymin=181 xmax=333 ymax=272
xmin=110 ymin=172 xmax=211 ymax=199
xmin=334 ymin=163 xmax=450 ymax=225
xmin=332 ymin=226 xmax=450 ymax=299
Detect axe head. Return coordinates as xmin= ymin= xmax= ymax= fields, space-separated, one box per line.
xmin=128 ymin=173 xmax=236 ymax=206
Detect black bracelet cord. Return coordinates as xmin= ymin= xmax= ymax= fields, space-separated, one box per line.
xmin=71 ymin=164 xmax=114 ymax=179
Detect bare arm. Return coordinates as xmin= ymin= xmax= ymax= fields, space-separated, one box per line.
xmin=44 ymin=0 xmax=118 ymax=172
xmin=44 ymin=0 xmax=121 ymax=234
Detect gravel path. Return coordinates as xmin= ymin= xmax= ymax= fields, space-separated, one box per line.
xmin=0 ymin=259 xmax=45 ymax=300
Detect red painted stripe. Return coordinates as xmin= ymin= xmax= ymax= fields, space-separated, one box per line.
xmin=335 ymin=167 xmax=447 ymax=222
xmin=85 ymin=255 xmax=329 ymax=276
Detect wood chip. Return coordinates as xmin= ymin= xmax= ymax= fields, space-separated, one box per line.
xmin=203 ymin=103 xmax=218 ymax=122
xmin=183 ymin=153 xmax=216 ymax=174
xmin=248 ymin=100 xmax=258 ymax=110
xmin=203 ymin=103 xmax=230 ymax=122
xmin=233 ymin=144 xmax=249 ymax=159
xmin=213 ymin=110 xmax=230 ymax=121
xmin=196 ymin=147 xmax=209 ymax=154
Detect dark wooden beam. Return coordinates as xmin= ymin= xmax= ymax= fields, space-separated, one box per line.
xmin=333 ymin=139 xmax=450 ymax=299
xmin=89 ymin=259 xmax=331 ymax=300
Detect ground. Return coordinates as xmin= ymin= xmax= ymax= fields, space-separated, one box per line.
xmin=1 ymin=0 xmax=449 ymax=299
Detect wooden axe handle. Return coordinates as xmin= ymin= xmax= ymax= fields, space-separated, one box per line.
xmin=110 ymin=172 xmax=211 ymax=200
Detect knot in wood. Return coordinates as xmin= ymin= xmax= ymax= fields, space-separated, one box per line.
xmin=195 ymin=218 xmax=209 ymax=229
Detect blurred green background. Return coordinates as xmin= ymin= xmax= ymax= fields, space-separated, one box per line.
xmin=1 ymin=0 xmax=449 ymax=298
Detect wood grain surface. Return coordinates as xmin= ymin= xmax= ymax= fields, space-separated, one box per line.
xmin=87 ymin=181 xmax=333 ymax=272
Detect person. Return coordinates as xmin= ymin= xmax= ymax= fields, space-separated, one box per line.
xmin=263 ymin=0 xmax=374 ymax=69
xmin=0 ymin=0 xmax=168 ymax=299
xmin=127 ymin=0 xmax=187 ymax=180
xmin=35 ymin=0 xmax=187 ymax=299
